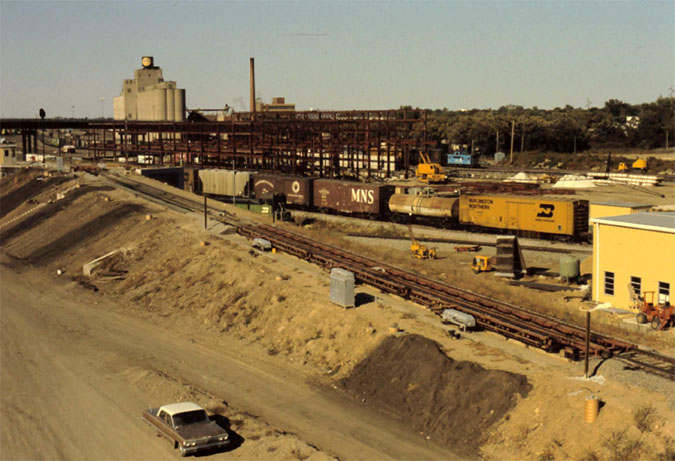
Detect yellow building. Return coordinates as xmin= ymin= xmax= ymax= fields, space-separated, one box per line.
xmin=590 ymin=212 xmax=675 ymax=310
xmin=589 ymin=202 xmax=652 ymax=221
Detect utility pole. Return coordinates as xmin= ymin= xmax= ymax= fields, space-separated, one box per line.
xmin=574 ymin=136 xmax=577 ymax=154
xmin=520 ymin=121 xmax=525 ymax=152
xmin=509 ymin=120 xmax=515 ymax=163
xmin=204 ymin=194 xmax=207 ymax=229
xmin=495 ymin=130 xmax=499 ymax=155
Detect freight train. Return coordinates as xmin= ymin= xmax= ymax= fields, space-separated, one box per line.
xmin=185 ymin=169 xmax=589 ymax=241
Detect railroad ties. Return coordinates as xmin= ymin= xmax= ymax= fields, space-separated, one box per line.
xmin=237 ymin=223 xmax=633 ymax=359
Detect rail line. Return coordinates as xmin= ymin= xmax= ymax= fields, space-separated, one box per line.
xmin=344 ymin=233 xmax=592 ymax=255
xmin=100 ymin=172 xmax=675 ymax=381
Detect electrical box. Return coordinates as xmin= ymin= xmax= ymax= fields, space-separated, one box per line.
xmin=330 ymin=268 xmax=355 ymax=308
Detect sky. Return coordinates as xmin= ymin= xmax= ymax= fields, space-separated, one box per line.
xmin=1 ymin=0 xmax=673 ymax=118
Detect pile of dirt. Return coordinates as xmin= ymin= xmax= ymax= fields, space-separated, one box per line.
xmin=338 ymin=334 xmax=531 ymax=456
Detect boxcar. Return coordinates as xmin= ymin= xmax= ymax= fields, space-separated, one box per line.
xmin=313 ymin=179 xmax=395 ymax=216
xmin=253 ymin=174 xmax=313 ymax=207
xmin=459 ymin=194 xmax=589 ymax=240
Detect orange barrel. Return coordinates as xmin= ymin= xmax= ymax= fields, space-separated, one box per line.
xmin=585 ymin=396 xmax=600 ymax=423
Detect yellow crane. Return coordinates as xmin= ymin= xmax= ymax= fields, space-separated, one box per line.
xmin=407 ymin=223 xmax=436 ymax=259
xmin=415 ymin=152 xmax=447 ymax=184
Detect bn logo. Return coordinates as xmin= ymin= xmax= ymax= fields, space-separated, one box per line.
xmin=537 ymin=204 xmax=555 ymax=218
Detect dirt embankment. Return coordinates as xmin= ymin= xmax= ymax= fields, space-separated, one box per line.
xmin=339 ymin=334 xmax=531 ymax=457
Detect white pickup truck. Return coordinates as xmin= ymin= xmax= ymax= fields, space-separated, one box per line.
xmin=142 ymin=402 xmax=230 ymax=457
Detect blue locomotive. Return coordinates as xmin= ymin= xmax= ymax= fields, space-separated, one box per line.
xmin=446 ymin=150 xmax=479 ymax=167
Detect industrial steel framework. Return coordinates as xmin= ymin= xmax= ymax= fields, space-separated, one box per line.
xmin=1 ymin=109 xmax=427 ymax=179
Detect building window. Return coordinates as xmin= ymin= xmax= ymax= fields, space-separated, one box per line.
xmin=631 ymin=276 xmax=641 ymax=297
xmin=4 ymin=150 xmax=8 ymax=157
xmin=604 ymin=271 xmax=615 ymax=296
xmin=658 ymin=282 xmax=670 ymax=305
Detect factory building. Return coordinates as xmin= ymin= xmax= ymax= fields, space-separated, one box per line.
xmin=255 ymin=97 xmax=295 ymax=112
xmin=113 ymin=57 xmax=186 ymax=121
xmin=590 ymin=212 xmax=675 ymax=310
xmin=0 ymin=140 xmax=18 ymax=166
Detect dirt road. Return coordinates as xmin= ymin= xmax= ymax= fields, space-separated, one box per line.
xmin=0 ymin=256 xmax=455 ymax=460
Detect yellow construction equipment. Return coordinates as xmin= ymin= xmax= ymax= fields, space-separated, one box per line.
xmin=618 ymin=158 xmax=647 ymax=172
xmin=470 ymin=255 xmax=494 ymax=274
xmin=415 ymin=152 xmax=447 ymax=184
xmin=407 ymin=223 xmax=436 ymax=259
xmin=632 ymin=158 xmax=647 ymax=171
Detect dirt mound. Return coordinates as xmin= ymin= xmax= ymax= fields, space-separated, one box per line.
xmin=1 ymin=172 xmax=72 ymax=217
xmin=338 ymin=334 xmax=531 ymax=456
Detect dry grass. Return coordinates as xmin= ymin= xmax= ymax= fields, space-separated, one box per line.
xmin=633 ymin=405 xmax=657 ymax=433
xmin=602 ymin=429 xmax=643 ymax=461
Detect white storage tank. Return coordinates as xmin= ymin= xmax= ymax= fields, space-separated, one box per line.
xmin=174 ymin=89 xmax=186 ymax=121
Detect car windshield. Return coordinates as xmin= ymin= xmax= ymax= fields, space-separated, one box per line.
xmin=173 ymin=410 xmax=208 ymax=427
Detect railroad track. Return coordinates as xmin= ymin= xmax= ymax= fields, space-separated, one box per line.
xmin=345 ymin=233 xmax=592 ymax=255
xmin=100 ymin=172 xmax=675 ymax=381
xmin=616 ymin=350 xmax=675 ymax=381
xmin=237 ymin=223 xmax=627 ymax=357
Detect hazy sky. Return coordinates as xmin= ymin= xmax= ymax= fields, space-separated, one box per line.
xmin=1 ymin=0 xmax=673 ymax=118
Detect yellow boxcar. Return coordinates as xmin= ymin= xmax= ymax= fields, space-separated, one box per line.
xmin=459 ymin=194 xmax=589 ymax=239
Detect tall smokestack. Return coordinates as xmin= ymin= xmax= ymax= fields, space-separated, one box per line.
xmin=249 ymin=57 xmax=256 ymax=115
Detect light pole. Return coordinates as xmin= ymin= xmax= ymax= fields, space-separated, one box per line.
xmin=100 ymin=97 xmax=105 ymax=119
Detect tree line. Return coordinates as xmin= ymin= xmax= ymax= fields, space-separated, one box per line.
xmin=413 ymin=97 xmax=674 ymax=154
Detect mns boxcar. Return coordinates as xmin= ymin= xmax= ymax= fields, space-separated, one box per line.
xmin=459 ymin=194 xmax=589 ymax=240
xmin=253 ymin=174 xmax=313 ymax=207
xmin=313 ymin=179 xmax=395 ymax=216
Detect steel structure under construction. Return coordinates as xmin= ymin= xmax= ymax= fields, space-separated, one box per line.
xmin=88 ymin=109 xmax=425 ymax=178
xmin=1 ymin=109 xmax=426 ymax=178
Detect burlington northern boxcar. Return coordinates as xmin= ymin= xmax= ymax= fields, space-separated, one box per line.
xmin=313 ymin=179 xmax=395 ymax=216
xmin=458 ymin=194 xmax=589 ymax=241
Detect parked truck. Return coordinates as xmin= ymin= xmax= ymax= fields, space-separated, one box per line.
xmin=142 ymin=402 xmax=230 ymax=457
